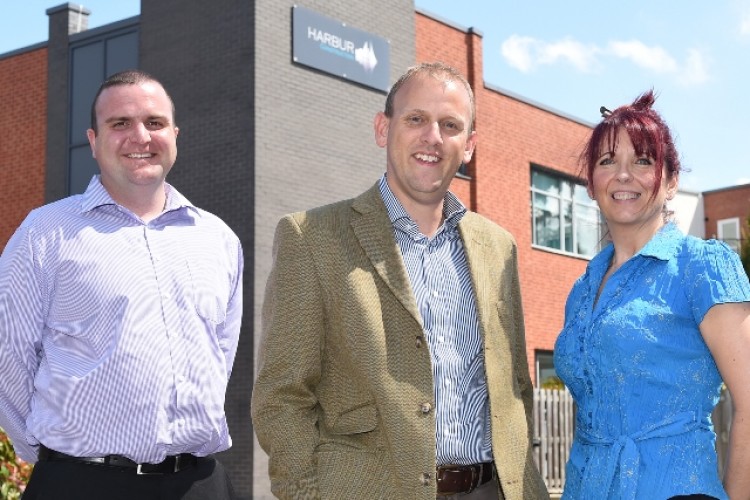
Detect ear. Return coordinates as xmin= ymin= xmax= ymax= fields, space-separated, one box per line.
xmin=586 ymin=182 xmax=594 ymax=200
xmin=665 ymin=174 xmax=679 ymax=200
xmin=374 ymin=112 xmax=389 ymax=148
xmin=462 ymin=130 xmax=478 ymax=164
xmin=86 ymin=129 xmax=97 ymax=158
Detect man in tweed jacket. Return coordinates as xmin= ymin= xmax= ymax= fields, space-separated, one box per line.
xmin=251 ymin=62 xmax=549 ymax=500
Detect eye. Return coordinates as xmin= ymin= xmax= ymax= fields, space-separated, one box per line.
xmin=146 ymin=120 xmax=165 ymax=130
xmin=597 ymin=155 xmax=614 ymax=166
xmin=635 ymin=156 xmax=653 ymax=166
xmin=442 ymin=121 xmax=461 ymax=131
xmin=111 ymin=120 xmax=129 ymax=129
xmin=405 ymin=114 xmax=424 ymax=126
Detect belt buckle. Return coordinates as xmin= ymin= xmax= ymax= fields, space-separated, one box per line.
xmin=137 ymin=463 xmax=164 ymax=475
xmin=136 ymin=457 xmax=181 ymax=475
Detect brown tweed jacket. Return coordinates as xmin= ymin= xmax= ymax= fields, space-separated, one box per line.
xmin=251 ymin=183 xmax=549 ymax=500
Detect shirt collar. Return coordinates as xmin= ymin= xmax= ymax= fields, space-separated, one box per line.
xmin=377 ymin=174 xmax=466 ymax=232
xmin=590 ymin=222 xmax=684 ymax=272
xmin=79 ymin=175 xmax=195 ymax=214
xmin=637 ymin=221 xmax=684 ymax=260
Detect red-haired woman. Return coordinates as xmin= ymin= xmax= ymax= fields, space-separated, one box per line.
xmin=554 ymin=91 xmax=750 ymax=500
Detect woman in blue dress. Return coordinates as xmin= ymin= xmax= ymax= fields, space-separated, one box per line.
xmin=554 ymin=90 xmax=750 ymax=500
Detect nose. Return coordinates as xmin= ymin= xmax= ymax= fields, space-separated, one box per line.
xmin=128 ymin=122 xmax=151 ymax=144
xmin=615 ymin=163 xmax=632 ymax=182
xmin=421 ymin=121 xmax=443 ymax=145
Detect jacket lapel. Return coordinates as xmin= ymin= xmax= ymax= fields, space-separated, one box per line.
xmin=459 ymin=217 xmax=496 ymax=337
xmin=350 ymin=184 xmax=423 ymax=327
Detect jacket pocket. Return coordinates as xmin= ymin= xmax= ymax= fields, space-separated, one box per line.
xmin=328 ymin=403 xmax=378 ymax=435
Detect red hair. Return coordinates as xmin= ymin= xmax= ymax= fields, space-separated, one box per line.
xmin=580 ymin=90 xmax=681 ymax=199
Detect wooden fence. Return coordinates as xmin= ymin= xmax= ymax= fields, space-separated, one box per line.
xmin=532 ymin=387 xmax=733 ymax=495
xmin=532 ymin=388 xmax=574 ymax=495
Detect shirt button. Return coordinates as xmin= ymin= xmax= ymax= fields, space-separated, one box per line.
xmin=420 ymin=403 xmax=433 ymax=414
xmin=432 ymin=290 xmax=439 ymax=297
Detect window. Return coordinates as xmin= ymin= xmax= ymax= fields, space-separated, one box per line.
xmin=531 ymin=168 xmax=601 ymax=257
xmin=535 ymin=351 xmax=561 ymax=388
xmin=457 ymin=161 xmax=470 ymax=177
xmin=717 ymin=217 xmax=741 ymax=253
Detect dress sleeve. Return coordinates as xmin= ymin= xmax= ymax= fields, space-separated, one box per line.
xmin=687 ymin=239 xmax=750 ymax=325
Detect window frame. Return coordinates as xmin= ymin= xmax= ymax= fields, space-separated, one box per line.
xmin=535 ymin=350 xmax=557 ymax=388
xmin=717 ymin=217 xmax=742 ymax=253
xmin=530 ymin=166 xmax=601 ymax=258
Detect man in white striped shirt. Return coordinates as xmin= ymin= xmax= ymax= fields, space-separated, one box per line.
xmin=252 ymin=62 xmax=548 ymax=499
xmin=0 ymin=69 xmax=243 ymax=500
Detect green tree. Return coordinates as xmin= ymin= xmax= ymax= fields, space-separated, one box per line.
xmin=0 ymin=429 xmax=32 ymax=500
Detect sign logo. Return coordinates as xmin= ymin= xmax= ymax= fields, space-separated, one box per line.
xmin=293 ymin=6 xmax=390 ymax=92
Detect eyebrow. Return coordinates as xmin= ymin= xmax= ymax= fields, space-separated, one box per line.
xmin=103 ymin=114 xmax=169 ymax=124
xmin=404 ymin=108 xmax=465 ymax=123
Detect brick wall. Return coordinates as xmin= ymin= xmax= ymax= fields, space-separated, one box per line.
xmin=479 ymin=93 xmax=591 ymax=375
xmin=703 ymin=185 xmax=750 ymax=240
xmin=0 ymin=48 xmax=47 ymax=248
xmin=417 ymin=12 xmax=592 ymax=381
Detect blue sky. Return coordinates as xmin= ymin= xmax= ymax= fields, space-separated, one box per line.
xmin=4 ymin=1 xmax=748 ymax=192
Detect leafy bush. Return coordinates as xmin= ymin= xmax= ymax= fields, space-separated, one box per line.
xmin=540 ymin=376 xmax=566 ymax=390
xmin=0 ymin=429 xmax=32 ymax=500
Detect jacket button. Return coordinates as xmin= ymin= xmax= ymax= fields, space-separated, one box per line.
xmin=415 ymin=336 xmax=423 ymax=348
xmin=420 ymin=472 xmax=432 ymax=485
xmin=420 ymin=402 xmax=432 ymax=414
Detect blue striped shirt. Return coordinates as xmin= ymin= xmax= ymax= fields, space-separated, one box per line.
xmin=378 ymin=175 xmax=493 ymax=465
xmin=0 ymin=176 xmax=243 ymax=464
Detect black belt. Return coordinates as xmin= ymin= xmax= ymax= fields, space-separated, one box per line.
xmin=436 ymin=462 xmax=495 ymax=496
xmin=38 ymin=445 xmax=198 ymax=475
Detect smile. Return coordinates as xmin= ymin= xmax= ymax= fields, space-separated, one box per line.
xmin=127 ymin=153 xmax=154 ymax=159
xmin=415 ymin=153 xmax=439 ymax=163
xmin=612 ymin=192 xmax=639 ymax=200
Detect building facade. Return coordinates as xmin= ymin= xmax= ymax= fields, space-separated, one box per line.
xmin=703 ymin=184 xmax=750 ymax=253
xmin=1 ymin=2 xmax=748 ymax=498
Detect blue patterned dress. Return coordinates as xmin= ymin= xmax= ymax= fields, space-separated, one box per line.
xmin=554 ymin=223 xmax=750 ymax=500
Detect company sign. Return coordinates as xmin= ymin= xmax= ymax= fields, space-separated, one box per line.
xmin=292 ymin=6 xmax=390 ymax=92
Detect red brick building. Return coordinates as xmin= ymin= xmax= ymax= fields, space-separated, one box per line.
xmin=0 ymin=47 xmax=47 ymax=246
xmin=703 ymin=184 xmax=750 ymax=253
xmin=3 ymin=4 xmax=744 ymax=392
xmin=417 ymin=12 xmax=593 ymax=382
xmin=0 ymin=6 xmax=595 ymax=391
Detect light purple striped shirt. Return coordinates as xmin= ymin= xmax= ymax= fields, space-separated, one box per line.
xmin=378 ymin=175 xmax=493 ymax=465
xmin=0 ymin=176 xmax=243 ymax=464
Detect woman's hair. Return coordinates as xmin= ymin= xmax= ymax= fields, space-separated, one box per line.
xmin=579 ymin=90 xmax=681 ymax=200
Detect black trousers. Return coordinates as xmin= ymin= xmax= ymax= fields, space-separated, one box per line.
xmin=22 ymin=455 xmax=235 ymax=500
